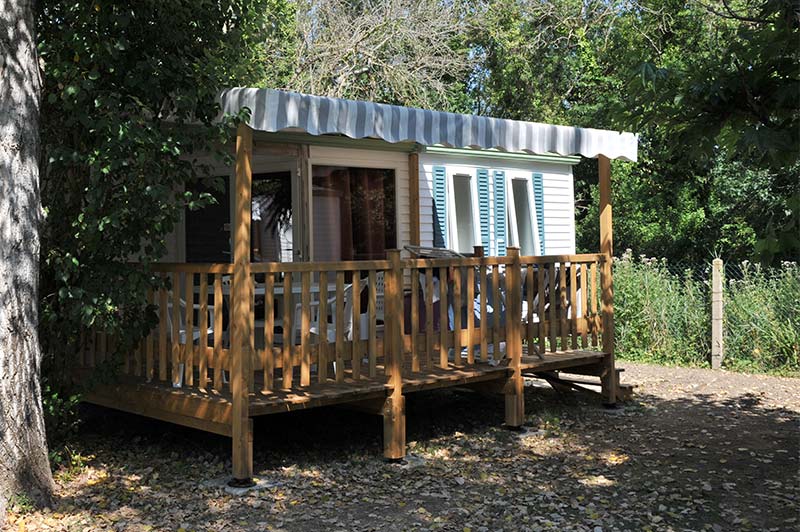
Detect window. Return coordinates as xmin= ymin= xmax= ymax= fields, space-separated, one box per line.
xmin=449 ymin=172 xmax=480 ymax=254
xmin=511 ymin=178 xmax=538 ymax=255
xmin=252 ymin=171 xmax=294 ymax=262
xmin=185 ymin=176 xmax=230 ymax=263
xmin=312 ymin=166 xmax=396 ymax=261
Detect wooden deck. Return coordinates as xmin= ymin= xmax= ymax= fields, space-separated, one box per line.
xmin=81 ymin=250 xmax=617 ymax=480
xmin=87 ymin=349 xmax=607 ymax=429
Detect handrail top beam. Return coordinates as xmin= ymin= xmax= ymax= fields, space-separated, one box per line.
xmin=146 ymin=253 xmax=604 ymax=274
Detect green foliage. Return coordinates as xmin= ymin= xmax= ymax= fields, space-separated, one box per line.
xmin=8 ymin=493 xmax=36 ymax=515
xmin=36 ymin=0 xmax=274 ymax=438
xmin=624 ymin=0 xmax=800 ymax=170
xmin=724 ymin=261 xmax=800 ymax=373
xmin=41 ymin=383 xmax=82 ymax=445
xmin=466 ymin=0 xmax=799 ymax=265
xmin=576 ymin=148 xmax=799 ymax=263
xmin=50 ymin=446 xmax=92 ymax=481
xmin=468 ymin=0 xmax=623 ymax=124
xmin=614 ymin=251 xmax=800 ymax=374
xmin=612 ymin=0 xmax=800 ymax=263
xmin=614 ymin=251 xmax=709 ymax=366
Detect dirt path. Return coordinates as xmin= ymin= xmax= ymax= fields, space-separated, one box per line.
xmin=7 ymin=362 xmax=799 ymax=531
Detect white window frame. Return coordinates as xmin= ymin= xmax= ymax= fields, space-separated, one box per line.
xmin=506 ymin=174 xmax=542 ymax=256
xmin=446 ymin=166 xmax=481 ymax=254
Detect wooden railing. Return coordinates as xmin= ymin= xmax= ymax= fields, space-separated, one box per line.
xmin=249 ymin=260 xmax=394 ymax=389
xmin=79 ymin=250 xmax=608 ymax=397
xmin=518 ymin=254 xmax=606 ymax=355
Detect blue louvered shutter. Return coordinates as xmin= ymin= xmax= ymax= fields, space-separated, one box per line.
xmin=532 ymin=172 xmax=545 ymax=254
xmin=493 ymin=170 xmax=507 ymax=256
xmin=477 ymin=168 xmax=490 ymax=251
xmin=433 ymin=166 xmax=447 ymax=248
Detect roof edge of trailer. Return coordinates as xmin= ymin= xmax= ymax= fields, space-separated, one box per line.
xmin=219 ymin=88 xmax=638 ymax=162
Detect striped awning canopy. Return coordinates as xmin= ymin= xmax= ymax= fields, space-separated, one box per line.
xmin=220 ymin=88 xmax=638 ymax=162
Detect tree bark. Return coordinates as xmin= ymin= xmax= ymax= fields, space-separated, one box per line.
xmin=0 ymin=0 xmax=55 ymax=518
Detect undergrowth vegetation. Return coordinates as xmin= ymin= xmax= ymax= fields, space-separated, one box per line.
xmin=614 ymin=250 xmax=800 ymax=375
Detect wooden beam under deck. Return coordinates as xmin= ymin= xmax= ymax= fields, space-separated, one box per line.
xmin=85 ymin=381 xmax=232 ymax=437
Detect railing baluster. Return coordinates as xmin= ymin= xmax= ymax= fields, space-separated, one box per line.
xmin=537 ymin=265 xmax=546 ymax=356
xmin=301 ymin=271 xmax=311 ymax=386
xmin=318 ymin=271 xmax=328 ymax=383
xmin=411 ymin=268 xmax=420 ymax=372
xmin=367 ymin=270 xmax=377 ymax=377
xmin=264 ymin=273 xmax=274 ymax=391
xmin=492 ymin=265 xmax=501 ymax=357
xmin=248 ymin=274 xmax=255 ymax=392
xmin=335 ymin=271 xmax=345 ymax=383
xmin=145 ymin=289 xmax=154 ymax=381
xmin=352 ymin=273 xmax=361 ymax=380
xmin=580 ymin=263 xmax=589 ymax=348
xmin=213 ymin=274 xmax=223 ymax=391
xmin=548 ymin=264 xmax=557 ymax=352
xmin=452 ymin=265 xmax=462 ymax=367
xmin=526 ymin=264 xmax=534 ymax=356
xmin=199 ymin=275 xmax=208 ymax=390
xmin=570 ymin=262 xmax=578 ymax=350
xmin=466 ymin=266 xmax=475 ymax=365
xmin=560 ymin=263 xmax=568 ymax=351
xmin=159 ymin=277 xmax=168 ymax=382
xmin=438 ymin=266 xmax=448 ymax=369
xmin=171 ymin=272 xmax=181 ymax=386
xmin=479 ymin=264 xmax=488 ymax=362
xmin=282 ymin=272 xmax=293 ymax=389
xmin=184 ymin=272 xmax=194 ymax=387
xmin=591 ymin=262 xmax=599 ymax=348
xmin=87 ymin=328 xmax=95 ymax=368
xmin=98 ymin=330 xmax=107 ymax=364
xmin=425 ymin=268 xmax=434 ymax=369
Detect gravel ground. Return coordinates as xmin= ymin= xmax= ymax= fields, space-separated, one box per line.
xmin=7 ymin=362 xmax=799 ymax=532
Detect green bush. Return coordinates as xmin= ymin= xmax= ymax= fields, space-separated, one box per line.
xmin=613 ymin=251 xmax=800 ymax=375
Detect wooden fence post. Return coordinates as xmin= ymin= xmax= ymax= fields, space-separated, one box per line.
xmin=504 ymin=247 xmax=525 ymax=428
xmin=711 ymin=258 xmax=724 ymax=370
xmin=383 ymin=249 xmax=406 ymax=459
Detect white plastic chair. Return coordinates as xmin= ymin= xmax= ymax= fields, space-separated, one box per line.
xmin=163 ymin=297 xmax=215 ymax=387
xmin=291 ymin=281 xmax=366 ymax=344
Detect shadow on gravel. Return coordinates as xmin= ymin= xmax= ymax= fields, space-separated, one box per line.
xmin=62 ymin=382 xmax=798 ymax=531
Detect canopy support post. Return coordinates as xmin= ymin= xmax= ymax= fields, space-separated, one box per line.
xmin=230 ymin=123 xmax=254 ymax=485
xmin=598 ymin=155 xmax=617 ymax=406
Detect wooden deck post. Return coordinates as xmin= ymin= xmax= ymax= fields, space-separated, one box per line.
xmin=598 ymin=155 xmax=617 ymax=406
xmin=504 ymin=247 xmax=525 ymax=427
xmin=231 ymin=123 xmax=254 ymax=484
xmin=383 ymin=249 xmax=406 ymax=459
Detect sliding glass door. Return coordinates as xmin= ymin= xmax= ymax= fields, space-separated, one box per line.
xmin=311 ymin=166 xmax=397 ymax=261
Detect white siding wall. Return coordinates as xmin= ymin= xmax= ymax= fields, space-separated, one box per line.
xmin=419 ymin=153 xmax=576 ymax=255
xmin=161 ymin=144 xmax=575 ymax=261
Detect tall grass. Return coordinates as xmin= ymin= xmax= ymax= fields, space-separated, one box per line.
xmin=723 ymin=262 xmax=800 ymax=373
xmin=612 ymin=251 xmax=800 ymax=375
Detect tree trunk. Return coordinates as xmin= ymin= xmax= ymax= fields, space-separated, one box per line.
xmin=0 ymin=0 xmax=55 ymax=518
